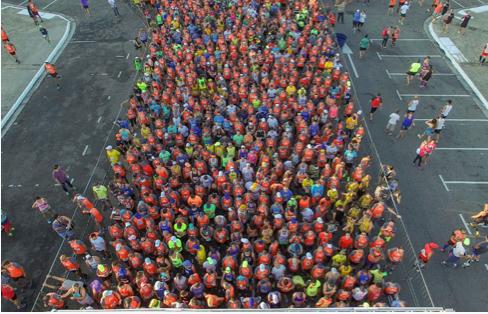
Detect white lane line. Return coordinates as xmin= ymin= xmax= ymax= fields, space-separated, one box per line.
xmin=439 ymin=175 xmax=450 ymax=192
xmin=385 ymin=69 xmax=392 ymax=79
xmin=19 ymin=0 xmax=29 ymax=5
xmin=387 ymin=72 xmax=455 ymax=76
xmin=485 ymin=264 xmax=488 ymax=271
xmin=107 ymin=96 xmax=111 ymax=100
xmin=70 ymin=40 xmax=97 ymax=43
xmin=126 ymin=52 xmax=130 ymax=59
xmin=370 ymin=38 xmax=431 ymax=41
xmin=436 ymin=147 xmax=488 ymax=151
xmin=97 ymin=116 xmax=102 ymax=124
xmin=115 ymin=55 xmax=125 ymax=58
xmin=42 ymin=0 xmax=60 ymax=9
xmin=378 ymin=54 xmax=441 ymax=58
xmin=376 ymin=52 xmax=383 ymax=61
xmin=396 ymin=89 xmax=403 ymax=100
xmin=451 ymin=0 xmax=466 ymax=8
xmin=444 ymin=181 xmax=488 ymax=184
xmin=346 ymin=54 xmax=359 ymax=78
xmin=416 ymin=118 xmax=488 ymax=122
xmin=400 ymin=94 xmax=471 ymax=97
xmin=8 ymin=184 xmax=14 ymax=188
xmin=82 ymin=145 xmax=89 ymax=156
xmin=459 ymin=214 xmax=472 ymax=235
xmin=70 ymin=178 xmax=75 ymax=184
xmin=117 ymin=71 xmax=122 ymax=78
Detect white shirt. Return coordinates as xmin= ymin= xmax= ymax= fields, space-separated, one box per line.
xmin=452 ymin=242 xmax=466 ymax=257
xmin=388 ymin=113 xmax=401 ymax=125
xmin=400 ymin=4 xmax=410 ymax=14
xmin=108 ymin=0 xmax=117 ymax=7
xmin=408 ymin=99 xmax=419 ymax=111
xmin=90 ymin=236 xmax=106 ymax=251
xmin=441 ymin=104 xmax=452 ymax=116
xmin=436 ymin=117 xmax=445 ymax=130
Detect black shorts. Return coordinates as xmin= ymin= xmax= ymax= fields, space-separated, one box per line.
xmin=401 ymin=125 xmax=409 ymax=130
xmin=407 ymin=109 xmax=416 ymax=113
xmin=370 ymin=107 xmax=378 ymax=113
xmin=83 ymin=5 xmax=89 ymax=9
xmin=434 ymin=129 xmax=442 ymax=134
xmin=360 ymin=47 xmax=367 ymax=51
xmin=400 ymin=13 xmax=406 ymax=18
xmin=49 ymin=72 xmax=58 ymax=78
xmin=406 ymin=71 xmax=418 ymax=76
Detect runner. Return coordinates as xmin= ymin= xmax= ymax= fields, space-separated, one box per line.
xmin=52 ymin=164 xmax=74 ymax=195
xmin=380 ymin=26 xmax=392 ymax=48
xmin=80 ymin=0 xmax=91 ymax=16
xmin=458 ymin=12 xmax=472 ymax=36
xmin=398 ymin=1 xmax=410 ymax=25
xmin=417 ymin=118 xmax=436 ymax=141
xmin=38 ymin=24 xmax=51 ymax=44
xmin=442 ymin=9 xmax=455 ymax=33
xmin=385 ymin=110 xmax=401 ymax=136
xmin=391 ymin=27 xmax=400 ymax=47
xmin=396 ymin=112 xmax=415 ymax=139
xmin=3 ymin=42 xmax=20 ymax=64
xmin=27 ymin=0 xmax=43 ymax=25
xmin=387 ymin=0 xmax=397 ymax=16
xmin=335 ymin=0 xmax=346 ymax=24
xmin=416 ymin=242 xmax=439 ymax=270
xmin=1 ymin=284 xmax=26 ymax=309
xmin=480 ymin=43 xmax=488 ymax=65
xmin=1 ymin=27 xmax=10 ymax=43
xmin=1 ymin=210 xmax=14 ymax=237
xmin=44 ymin=62 xmax=61 ymax=89
xmin=419 ymin=65 xmax=433 ymax=88
xmin=32 ymin=196 xmax=57 ymax=223
xmin=107 ymin=0 xmax=120 ymax=17
xmin=405 ymin=59 xmax=422 ymax=85
xmin=51 ymin=214 xmax=75 ymax=239
xmin=369 ymin=93 xmax=383 ymax=120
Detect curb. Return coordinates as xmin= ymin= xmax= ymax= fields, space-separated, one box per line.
xmin=425 ymin=20 xmax=488 ymax=111
xmin=1 ymin=4 xmax=76 ymax=135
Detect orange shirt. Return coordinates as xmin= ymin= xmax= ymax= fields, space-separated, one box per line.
xmin=89 ymin=208 xmax=103 ymax=224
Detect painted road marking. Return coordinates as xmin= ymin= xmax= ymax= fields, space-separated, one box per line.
xmin=90 ymin=73 xmax=108 ymax=76
xmin=70 ymin=178 xmax=75 ymax=184
xmin=444 ymin=180 xmax=488 ymax=185
xmin=342 ymin=44 xmax=359 ymax=78
xmin=107 ymin=96 xmax=111 ymax=100
xmin=485 ymin=264 xmax=488 ymax=271
xmin=370 ymin=38 xmax=431 ymax=41
xmin=399 ymin=94 xmax=471 ymax=97
xmin=97 ymin=116 xmax=102 ymax=124
xmin=459 ymin=214 xmax=472 ymax=235
xmin=378 ymin=54 xmax=441 ymax=58
xmin=387 ymin=72 xmax=455 ymax=76
xmin=385 ymin=69 xmax=392 ymax=79
xmin=451 ymin=0 xmax=466 ymax=8
xmin=436 ymin=147 xmax=488 ymax=151
xmin=117 ymin=71 xmax=122 ymax=78
xmin=439 ymin=175 xmax=449 ymax=192
xmin=376 ymin=52 xmax=383 ymax=61
xmin=70 ymin=40 xmax=97 ymax=43
xmin=438 ymin=37 xmax=468 ymax=63
xmin=126 ymin=53 xmax=130 ymax=59
xmin=15 ymin=9 xmax=55 ymax=19
xmin=43 ymin=0 xmax=61 ymax=10
xmin=395 ymin=89 xmax=403 ymax=100
xmin=82 ymin=145 xmax=89 ymax=156
xmin=416 ymin=118 xmax=488 ymax=122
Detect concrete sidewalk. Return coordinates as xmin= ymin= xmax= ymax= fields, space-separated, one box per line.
xmin=1 ymin=4 xmax=74 ymax=130
xmin=427 ymin=5 xmax=488 ymax=110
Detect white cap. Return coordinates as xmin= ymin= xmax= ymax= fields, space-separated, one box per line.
xmin=106 ymin=145 xmax=112 ymax=150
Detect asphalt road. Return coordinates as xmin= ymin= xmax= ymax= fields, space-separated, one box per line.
xmin=335 ymin=0 xmax=488 ymax=311
xmin=1 ymin=0 xmax=487 ymax=312
xmin=1 ymin=0 xmax=144 ymax=310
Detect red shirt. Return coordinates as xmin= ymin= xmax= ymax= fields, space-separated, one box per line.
xmin=339 ymin=235 xmax=354 ymax=249
xmin=370 ymin=97 xmax=382 ymax=108
xmin=1 ymin=284 xmax=15 ymax=300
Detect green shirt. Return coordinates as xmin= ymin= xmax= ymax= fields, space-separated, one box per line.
xmin=409 ymin=62 xmax=421 ymax=73
xmin=369 ymin=269 xmax=388 ymax=284
xmin=232 ymin=134 xmax=244 ymax=146
xmin=203 ymin=203 xmax=216 ymax=219
xmin=359 ymin=37 xmax=370 ymax=49
xmin=93 ymin=185 xmax=108 ymax=200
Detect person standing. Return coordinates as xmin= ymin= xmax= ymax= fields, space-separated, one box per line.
xmin=358 ymin=34 xmax=370 ymax=59
xmin=419 ymin=65 xmax=433 ymax=88
xmin=335 ymin=0 xmax=346 ymax=24
xmin=51 ymin=215 xmax=75 ymax=239
xmin=1 ymin=284 xmax=26 ymax=309
xmin=27 ymin=0 xmax=43 ymax=25
xmin=1 ymin=261 xmax=29 ymax=289
xmin=412 ymin=140 xmax=428 ymax=167
xmin=479 ymin=43 xmax=488 ymax=65
xmin=1 ymin=210 xmax=14 ymax=236
xmin=44 ymin=62 xmax=61 ymax=89
xmin=352 ymin=10 xmax=361 ymax=33
xmin=387 ymin=0 xmax=396 ymax=15
xmin=358 ymin=10 xmax=367 ymax=31
xmin=93 ymin=182 xmax=111 ymax=211
xmin=380 ymin=26 xmax=391 ymax=48
xmin=107 ymin=0 xmax=120 ymax=16
xmin=32 ymin=196 xmax=57 ymax=223
xmin=470 ymin=235 xmax=488 ymax=262
xmin=406 ymin=96 xmax=420 ymax=114
xmin=458 ymin=12 xmax=471 ymax=35
xmin=391 ymin=26 xmax=400 ymax=47
xmin=59 ymin=255 xmax=87 ymax=279
xmin=433 ymin=115 xmax=445 ymax=140
xmin=1 ymin=27 xmax=10 ymax=44
xmin=416 ymin=242 xmax=439 ymax=270
xmin=89 ymin=232 xmax=110 ymax=259
xmin=52 ymin=164 xmax=75 ymax=195
xmin=396 ymin=112 xmax=415 ymax=139
xmin=369 ymin=93 xmax=382 ymax=120
xmin=441 ymin=241 xmax=466 ymax=268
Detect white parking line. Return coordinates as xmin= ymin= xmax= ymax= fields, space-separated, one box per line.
xmin=436 ymin=147 xmax=488 ymax=151
xmin=485 ymin=264 xmax=488 ymax=271
xmin=126 ymin=53 xmax=130 ymax=59
xmin=444 ymin=180 xmax=488 ymax=185
xmin=400 ymin=94 xmax=471 ymax=97
xmin=451 ymin=0 xmax=466 ymax=8
xmin=439 ymin=174 xmax=449 ymax=192
xmin=70 ymin=40 xmax=97 ymax=43
xmin=459 ymin=214 xmax=472 ymax=235
xmin=42 ymin=0 xmax=60 ymax=10
xmin=416 ymin=118 xmax=488 ymax=122
xmin=117 ymin=71 xmax=122 ymax=78
xmin=385 ymin=69 xmax=392 ymax=79
xmin=376 ymin=52 xmax=383 ymax=61
xmin=97 ymin=116 xmax=102 ymax=124
xmin=378 ymin=54 xmax=441 ymax=58
xmin=387 ymin=72 xmax=455 ymax=76
xmin=396 ymin=89 xmax=403 ymax=100
xmin=82 ymin=145 xmax=89 ymax=156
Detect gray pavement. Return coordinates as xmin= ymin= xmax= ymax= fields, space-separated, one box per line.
xmin=335 ymin=0 xmax=488 ymax=311
xmin=1 ymin=4 xmax=71 ymax=121
xmin=1 ymin=0 xmax=144 ymax=311
xmin=429 ymin=5 xmax=488 ymax=107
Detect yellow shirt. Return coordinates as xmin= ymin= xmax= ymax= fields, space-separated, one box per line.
xmin=345 ymin=117 xmax=358 ymax=130
xmin=286 ymin=85 xmax=297 ymax=96
xmin=107 ymin=149 xmax=121 ymax=164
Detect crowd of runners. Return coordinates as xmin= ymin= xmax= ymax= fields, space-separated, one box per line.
xmin=2 ymin=0 xmax=488 ymax=311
